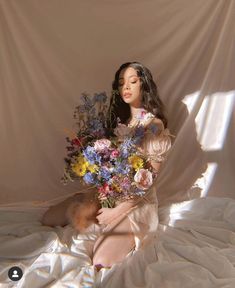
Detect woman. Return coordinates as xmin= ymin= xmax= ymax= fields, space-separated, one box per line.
xmin=42 ymin=62 xmax=171 ymax=269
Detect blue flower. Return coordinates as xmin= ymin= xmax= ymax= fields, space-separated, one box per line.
xmin=120 ymin=148 xmax=130 ymax=159
xmin=87 ymin=119 xmax=106 ymax=137
xmin=93 ymin=92 xmax=107 ymax=103
xmin=114 ymin=160 xmax=130 ymax=174
xmin=99 ymin=167 xmax=111 ymax=181
xmin=133 ymin=126 xmax=145 ymax=144
xmin=122 ymin=138 xmax=135 ymax=149
xmin=83 ymin=146 xmax=101 ymax=165
xmin=89 ymin=119 xmax=103 ymax=131
xmin=81 ymin=93 xmax=94 ymax=110
xmin=83 ymin=172 xmax=97 ymax=184
xmin=119 ymin=138 xmax=135 ymax=158
xmin=134 ymin=188 xmax=145 ymax=196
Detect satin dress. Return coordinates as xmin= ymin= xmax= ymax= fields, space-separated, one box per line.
xmin=114 ymin=111 xmax=172 ymax=251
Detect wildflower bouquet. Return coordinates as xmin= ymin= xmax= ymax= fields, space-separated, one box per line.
xmin=62 ymin=92 xmax=156 ymax=208
xmin=62 ymin=91 xmax=108 ymax=183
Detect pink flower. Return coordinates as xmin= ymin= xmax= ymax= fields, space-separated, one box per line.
xmin=110 ymin=149 xmax=119 ymax=158
xmin=98 ymin=183 xmax=111 ymax=195
xmin=134 ymin=169 xmax=153 ymax=190
xmin=94 ymin=139 xmax=111 ymax=152
xmin=114 ymin=124 xmax=133 ymax=141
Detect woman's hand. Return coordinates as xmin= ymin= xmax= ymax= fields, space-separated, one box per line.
xmin=96 ymin=200 xmax=137 ymax=226
xmin=96 ymin=207 xmax=120 ymax=226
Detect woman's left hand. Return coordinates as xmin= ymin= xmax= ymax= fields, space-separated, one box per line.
xmin=96 ymin=207 xmax=119 ymax=226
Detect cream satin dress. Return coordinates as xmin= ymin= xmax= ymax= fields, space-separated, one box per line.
xmin=121 ymin=112 xmax=172 ymax=250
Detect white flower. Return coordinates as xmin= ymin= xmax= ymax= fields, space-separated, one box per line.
xmin=94 ymin=139 xmax=111 ymax=152
xmin=134 ymin=169 xmax=153 ymax=190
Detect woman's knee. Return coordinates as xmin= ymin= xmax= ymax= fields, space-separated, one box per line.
xmin=92 ymin=245 xmax=131 ymax=268
xmin=41 ymin=196 xmax=77 ymax=227
xmin=92 ymin=232 xmax=135 ymax=267
xmin=41 ymin=205 xmax=68 ymax=227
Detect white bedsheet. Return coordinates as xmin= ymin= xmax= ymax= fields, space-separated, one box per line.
xmin=0 ymin=197 xmax=235 ymax=288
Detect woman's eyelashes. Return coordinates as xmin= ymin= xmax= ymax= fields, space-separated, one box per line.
xmin=118 ymin=80 xmax=137 ymax=87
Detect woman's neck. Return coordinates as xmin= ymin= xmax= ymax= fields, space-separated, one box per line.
xmin=130 ymin=106 xmax=146 ymax=120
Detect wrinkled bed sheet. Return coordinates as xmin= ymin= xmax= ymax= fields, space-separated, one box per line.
xmin=0 ymin=196 xmax=235 ymax=288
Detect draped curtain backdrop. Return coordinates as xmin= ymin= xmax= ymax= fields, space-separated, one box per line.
xmin=0 ymin=0 xmax=234 ymax=205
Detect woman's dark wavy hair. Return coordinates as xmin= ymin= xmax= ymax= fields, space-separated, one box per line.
xmin=106 ymin=62 xmax=168 ymax=135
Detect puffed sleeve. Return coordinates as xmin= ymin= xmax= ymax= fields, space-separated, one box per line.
xmin=140 ymin=118 xmax=172 ymax=163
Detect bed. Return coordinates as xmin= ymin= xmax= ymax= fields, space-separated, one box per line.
xmin=0 ymin=196 xmax=235 ymax=287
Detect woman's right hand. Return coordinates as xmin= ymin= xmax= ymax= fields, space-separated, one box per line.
xmin=96 ymin=207 xmax=119 ymax=226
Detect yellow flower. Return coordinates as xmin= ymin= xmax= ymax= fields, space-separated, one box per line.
xmin=72 ymin=155 xmax=89 ymax=176
xmin=77 ymin=155 xmax=89 ymax=168
xmin=72 ymin=163 xmax=87 ymax=176
xmin=87 ymin=164 xmax=98 ymax=173
xmin=128 ymin=155 xmax=144 ymax=171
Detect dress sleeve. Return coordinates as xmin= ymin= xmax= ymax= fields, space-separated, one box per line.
xmin=140 ymin=118 xmax=172 ymax=163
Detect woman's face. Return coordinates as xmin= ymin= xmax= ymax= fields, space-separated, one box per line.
xmin=118 ymin=67 xmax=142 ymax=107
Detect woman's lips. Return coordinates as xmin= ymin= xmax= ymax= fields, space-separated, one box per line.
xmin=123 ymin=92 xmax=132 ymax=98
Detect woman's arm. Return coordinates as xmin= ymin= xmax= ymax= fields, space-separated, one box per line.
xmin=96 ymin=199 xmax=137 ymax=226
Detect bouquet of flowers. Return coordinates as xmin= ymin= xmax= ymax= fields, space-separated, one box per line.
xmin=62 ymin=92 xmax=156 ymax=208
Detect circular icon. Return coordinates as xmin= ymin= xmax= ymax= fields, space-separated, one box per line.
xmin=8 ymin=266 xmax=23 ymax=281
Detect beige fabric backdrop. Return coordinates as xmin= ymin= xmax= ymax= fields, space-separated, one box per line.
xmin=0 ymin=0 xmax=234 ymax=205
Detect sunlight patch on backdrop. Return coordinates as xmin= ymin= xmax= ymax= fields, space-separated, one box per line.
xmin=183 ymin=91 xmax=235 ymax=151
xmin=195 ymin=91 xmax=235 ymax=152
xmin=169 ymin=91 xmax=234 ymax=219
xmin=182 ymin=91 xmax=235 ymax=196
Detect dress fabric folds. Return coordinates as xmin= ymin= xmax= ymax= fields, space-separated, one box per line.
xmin=124 ymin=112 xmax=172 ymax=250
